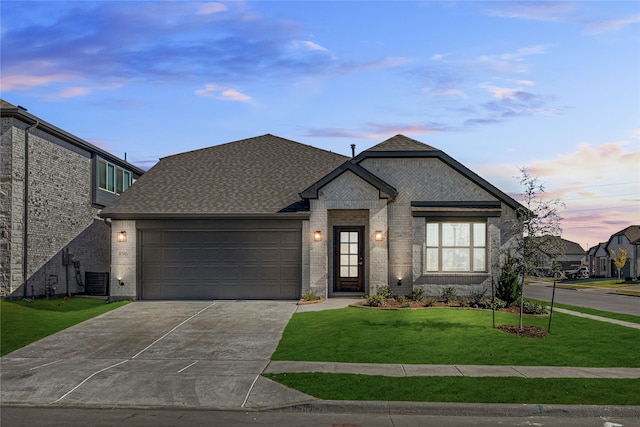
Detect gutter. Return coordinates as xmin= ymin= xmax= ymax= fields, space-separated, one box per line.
xmin=23 ymin=119 xmax=39 ymax=298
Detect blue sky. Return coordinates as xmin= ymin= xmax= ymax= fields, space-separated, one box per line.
xmin=2 ymin=1 xmax=639 ymax=250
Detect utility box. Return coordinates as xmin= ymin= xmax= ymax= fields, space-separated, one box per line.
xmin=85 ymin=272 xmax=109 ymax=296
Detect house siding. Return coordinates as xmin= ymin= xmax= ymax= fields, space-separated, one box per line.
xmin=308 ymin=170 xmax=388 ymax=297
xmin=1 ymin=117 xmax=110 ymax=297
xmin=358 ymin=157 xmax=514 ymax=296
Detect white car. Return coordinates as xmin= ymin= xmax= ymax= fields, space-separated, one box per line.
xmin=564 ymin=266 xmax=589 ymax=279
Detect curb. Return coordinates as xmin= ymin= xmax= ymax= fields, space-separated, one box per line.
xmin=268 ymin=400 xmax=640 ymax=418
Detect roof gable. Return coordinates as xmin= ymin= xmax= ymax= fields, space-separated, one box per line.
xmin=354 ymin=135 xmax=523 ymax=212
xmin=101 ymin=134 xmax=348 ymax=218
xmin=300 ymin=161 xmax=398 ymax=200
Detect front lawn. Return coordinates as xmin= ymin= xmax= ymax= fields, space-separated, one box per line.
xmin=265 ymin=374 xmax=640 ymax=405
xmin=529 ymin=299 xmax=640 ymax=324
xmin=272 ymin=307 xmax=640 ymax=367
xmin=1 ymin=297 xmax=128 ymax=356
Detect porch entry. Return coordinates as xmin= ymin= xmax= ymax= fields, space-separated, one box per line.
xmin=333 ymin=226 xmax=365 ymax=292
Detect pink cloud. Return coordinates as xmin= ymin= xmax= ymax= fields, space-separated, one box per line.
xmin=195 ymin=83 xmax=253 ymax=103
xmin=1 ymin=72 xmax=76 ymax=90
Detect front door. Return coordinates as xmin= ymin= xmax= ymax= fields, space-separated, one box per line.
xmin=333 ymin=227 xmax=365 ymax=292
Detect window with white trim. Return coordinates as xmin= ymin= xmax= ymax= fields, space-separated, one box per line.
xmin=98 ymin=159 xmax=131 ymax=194
xmin=425 ymin=222 xmax=486 ymax=273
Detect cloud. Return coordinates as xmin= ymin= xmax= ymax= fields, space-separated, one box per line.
xmin=303 ymin=121 xmax=450 ymax=140
xmin=0 ymin=1 xmax=408 ymax=96
xmin=586 ymin=14 xmax=640 ymax=34
xmin=486 ymin=2 xmax=575 ymax=22
xmin=473 ymin=140 xmax=640 ymax=248
xmin=196 ymin=2 xmax=227 ymax=15
xmin=194 ymin=83 xmax=253 ymax=103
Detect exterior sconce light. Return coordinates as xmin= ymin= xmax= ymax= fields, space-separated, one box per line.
xmin=117 ymin=231 xmax=127 ymax=243
xmin=397 ymin=278 xmax=402 ymax=287
xmin=118 ymin=278 xmax=125 ymax=287
xmin=374 ymin=230 xmax=383 ymax=241
xmin=313 ymin=231 xmax=322 ymax=241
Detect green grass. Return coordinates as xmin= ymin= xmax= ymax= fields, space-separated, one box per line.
xmin=265 ymin=373 xmax=640 ymax=405
xmin=272 ymin=307 xmax=640 ymax=367
xmin=528 ymin=298 xmax=640 ymax=324
xmin=1 ymin=297 xmax=128 ymax=356
xmin=559 ymin=279 xmax=638 ymax=288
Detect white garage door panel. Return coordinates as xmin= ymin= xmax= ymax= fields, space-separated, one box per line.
xmin=141 ymin=229 xmax=301 ymax=300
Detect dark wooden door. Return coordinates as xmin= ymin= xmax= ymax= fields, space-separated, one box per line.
xmin=333 ymin=227 xmax=364 ymax=292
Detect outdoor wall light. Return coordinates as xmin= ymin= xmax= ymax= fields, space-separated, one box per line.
xmin=374 ymin=230 xmax=383 ymax=241
xmin=397 ymin=278 xmax=402 ymax=287
xmin=117 ymin=231 xmax=127 ymax=243
xmin=118 ymin=278 xmax=125 ymax=287
xmin=313 ymin=230 xmax=322 ymax=241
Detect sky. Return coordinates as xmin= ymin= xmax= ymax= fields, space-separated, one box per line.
xmin=2 ymin=1 xmax=639 ymax=251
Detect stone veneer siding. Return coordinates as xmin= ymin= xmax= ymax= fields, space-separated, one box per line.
xmin=0 ymin=117 xmax=110 ymax=297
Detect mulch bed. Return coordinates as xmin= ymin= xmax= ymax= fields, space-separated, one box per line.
xmin=497 ymin=325 xmax=549 ymax=338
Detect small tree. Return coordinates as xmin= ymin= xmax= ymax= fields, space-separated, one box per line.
xmin=508 ymin=167 xmax=565 ymax=329
xmin=610 ymin=248 xmax=628 ymax=282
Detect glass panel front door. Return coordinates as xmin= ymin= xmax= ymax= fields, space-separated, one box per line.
xmin=334 ymin=227 xmax=364 ymax=292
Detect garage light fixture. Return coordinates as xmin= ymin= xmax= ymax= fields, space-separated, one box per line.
xmin=313 ymin=230 xmax=322 ymax=241
xmin=374 ymin=230 xmax=383 ymax=241
xmin=117 ymin=231 xmax=127 ymax=243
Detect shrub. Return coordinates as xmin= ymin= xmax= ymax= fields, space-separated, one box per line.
xmin=624 ymin=277 xmax=633 ymax=282
xmin=486 ymin=297 xmax=506 ymax=310
xmin=377 ymin=285 xmax=393 ymax=299
xmin=424 ymin=296 xmax=438 ymax=307
xmin=496 ymin=253 xmax=521 ymax=306
xmin=396 ymin=295 xmax=407 ymax=304
xmin=469 ymin=289 xmax=487 ymax=307
xmin=523 ymin=301 xmax=547 ymax=315
xmin=364 ymin=293 xmax=386 ymax=307
xmin=409 ymin=287 xmax=425 ymax=302
xmin=363 ymin=286 xmax=393 ymax=307
xmin=302 ymin=290 xmax=319 ymax=301
xmin=458 ymin=297 xmax=469 ymax=307
xmin=440 ymin=287 xmax=457 ymax=303
xmin=400 ymin=301 xmax=411 ymax=308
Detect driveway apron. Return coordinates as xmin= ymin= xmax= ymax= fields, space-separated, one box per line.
xmin=0 ymin=301 xmax=312 ymax=409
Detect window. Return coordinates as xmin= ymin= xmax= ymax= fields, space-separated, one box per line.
xmin=98 ymin=159 xmax=131 ymax=195
xmin=617 ymin=235 xmax=624 ymax=244
xmin=425 ymin=222 xmax=486 ymax=273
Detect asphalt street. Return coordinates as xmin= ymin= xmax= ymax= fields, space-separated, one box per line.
xmin=2 ymin=406 xmax=639 ymax=427
xmin=525 ymin=281 xmax=639 ymax=316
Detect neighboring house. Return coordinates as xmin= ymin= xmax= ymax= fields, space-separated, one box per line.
xmin=587 ymin=242 xmax=609 ymax=277
xmin=532 ymin=235 xmax=586 ymax=273
xmin=0 ymin=100 xmax=144 ymax=298
xmin=100 ymin=134 xmax=523 ymax=301
xmin=605 ymin=225 xmax=640 ymax=279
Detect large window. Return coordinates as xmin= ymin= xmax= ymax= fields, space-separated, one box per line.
xmin=425 ymin=222 xmax=486 ymax=273
xmin=98 ymin=159 xmax=131 ymax=194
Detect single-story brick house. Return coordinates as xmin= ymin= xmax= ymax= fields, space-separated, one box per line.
xmin=100 ymin=134 xmax=523 ymax=300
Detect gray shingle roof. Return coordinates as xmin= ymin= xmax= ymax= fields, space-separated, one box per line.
xmin=366 ymin=134 xmax=437 ymax=151
xmin=100 ymin=134 xmax=348 ymax=218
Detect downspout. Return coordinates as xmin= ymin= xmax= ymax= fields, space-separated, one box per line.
xmin=22 ymin=120 xmax=39 ymax=298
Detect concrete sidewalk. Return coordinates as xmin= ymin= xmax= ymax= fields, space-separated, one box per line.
xmin=549 ymin=306 xmax=640 ymax=329
xmin=265 ymin=361 xmax=640 ymax=378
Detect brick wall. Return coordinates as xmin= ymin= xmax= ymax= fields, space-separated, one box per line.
xmin=109 ymin=220 xmax=137 ymax=300
xmin=1 ymin=118 xmax=110 ymax=297
xmin=360 ymin=157 xmax=517 ymax=296
xmin=308 ymin=171 xmax=388 ymax=297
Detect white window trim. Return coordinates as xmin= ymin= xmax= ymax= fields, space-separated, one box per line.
xmin=424 ymin=221 xmax=487 ymax=274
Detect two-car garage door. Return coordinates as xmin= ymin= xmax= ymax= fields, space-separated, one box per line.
xmin=140 ymin=228 xmax=301 ymax=300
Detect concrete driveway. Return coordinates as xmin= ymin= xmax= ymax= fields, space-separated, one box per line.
xmin=1 ymin=301 xmax=313 ymax=409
